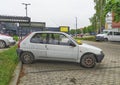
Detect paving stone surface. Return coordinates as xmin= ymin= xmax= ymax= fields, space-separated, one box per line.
xmin=18 ymin=41 xmax=120 ymax=85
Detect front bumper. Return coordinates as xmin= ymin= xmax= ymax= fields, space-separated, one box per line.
xmin=9 ymin=40 xmax=16 ymax=45
xmin=96 ymin=52 xmax=104 ymax=63
xmin=96 ymin=36 xmax=104 ymax=41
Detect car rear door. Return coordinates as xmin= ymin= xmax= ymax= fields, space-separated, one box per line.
xmin=30 ymin=33 xmax=48 ymax=59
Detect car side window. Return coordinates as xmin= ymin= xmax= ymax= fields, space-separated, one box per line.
xmin=114 ymin=32 xmax=120 ymax=35
xmin=59 ymin=34 xmax=70 ymax=46
xmin=48 ymin=33 xmax=73 ymax=46
xmin=30 ymin=33 xmax=47 ymax=44
xmin=108 ymin=32 xmax=112 ymax=35
xmin=48 ymin=33 xmax=59 ymax=44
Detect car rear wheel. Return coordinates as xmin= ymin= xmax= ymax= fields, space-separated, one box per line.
xmin=21 ymin=52 xmax=34 ymax=64
xmin=0 ymin=40 xmax=6 ymax=48
xmin=80 ymin=54 xmax=96 ymax=68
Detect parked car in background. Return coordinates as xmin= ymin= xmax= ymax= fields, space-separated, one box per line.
xmin=96 ymin=29 xmax=120 ymax=41
xmin=17 ymin=31 xmax=104 ymax=68
xmin=0 ymin=34 xmax=16 ymax=48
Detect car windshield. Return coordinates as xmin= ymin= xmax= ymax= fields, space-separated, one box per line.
xmin=101 ymin=31 xmax=108 ymax=34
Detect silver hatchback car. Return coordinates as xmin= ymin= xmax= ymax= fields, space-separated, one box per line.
xmin=0 ymin=34 xmax=16 ymax=48
xmin=17 ymin=31 xmax=104 ymax=68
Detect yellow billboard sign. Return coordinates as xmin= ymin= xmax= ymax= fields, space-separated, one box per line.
xmin=60 ymin=26 xmax=69 ymax=32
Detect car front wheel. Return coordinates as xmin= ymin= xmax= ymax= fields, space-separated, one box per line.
xmin=104 ymin=38 xmax=108 ymax=42
xmin=21 ymin=52 xmax=34 ymax=64
xmin=80 ymin=54 xmax=96 ymax=68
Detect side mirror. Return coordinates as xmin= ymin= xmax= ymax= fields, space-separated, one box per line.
xmin=70 ymin=43 xmax=76 ymax=47
xmin=69 ymin=42 xmax=76 ymax=47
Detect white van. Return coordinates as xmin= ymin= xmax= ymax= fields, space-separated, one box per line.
xmin=96 ymin=29 xmax=120 ymax=41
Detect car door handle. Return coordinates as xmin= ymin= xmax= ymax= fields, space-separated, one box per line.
xmin=45 ymin=45 xmax=48 ymax=49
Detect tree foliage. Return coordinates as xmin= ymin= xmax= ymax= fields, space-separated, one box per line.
xmin=70 ymin=29 xmax=82 ymax=34
xmin=90 ymin=0 xmax=106 ymax=33
xmin=105 ymin=0 xmax=120 ymax=22
xmin=71 ymin=0 xmax=120 ymax=34
xmin=70 ymin=25 xmax=95 ymax=34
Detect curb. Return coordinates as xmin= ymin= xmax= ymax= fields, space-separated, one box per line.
xmin=9 ymin=61 xmax=22 ymax=85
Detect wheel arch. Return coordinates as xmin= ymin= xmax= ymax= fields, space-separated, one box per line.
xmin=80 ymin=52 xmax=98 ymax=68
xmin=20 ymin=51 xmax=35 ymax=64
xmin=104 ymin=38 xmax=108 ymax=41
xmin=80 ymin=52 xmax=97 ymax=63
xmin=20 ymin=51 xmax=35 ymax=59
xmin=0 ymin=39 xmax=7 ymax=47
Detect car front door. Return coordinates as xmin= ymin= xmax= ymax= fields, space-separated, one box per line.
xmin=107 ymin=32 xmax=114 ymax=41
xmin=46 ymin=33 xmax=78 ymax=62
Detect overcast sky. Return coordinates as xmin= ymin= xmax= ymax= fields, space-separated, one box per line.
xmin=0 ymin=0 xmax=95 ymax=29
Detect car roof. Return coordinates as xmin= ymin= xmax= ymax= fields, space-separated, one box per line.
xmin=32 ymin=31 xmax=66 ymax=34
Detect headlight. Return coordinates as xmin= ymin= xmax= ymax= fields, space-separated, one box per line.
xmin=100 ymin=51 xmax=104 ymax=55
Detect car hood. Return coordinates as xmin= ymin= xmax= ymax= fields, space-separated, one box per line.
xmin=0 ymin=34 xmax=13 ymax=40
xmin=79 ymin=43 xmax=102 ymax=54
xmin=96 ymin=34 xmax=106 ymax=37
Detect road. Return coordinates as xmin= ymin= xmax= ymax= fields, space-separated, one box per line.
xmin=18 ymin=41 xmax=120 ymax=85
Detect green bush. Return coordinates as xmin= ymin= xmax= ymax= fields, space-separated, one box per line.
xmin=0 ymin=46 xmax=18 ymax=85
xmin=75 ymin=36 xmax=95 ymax=41
xmin=13 ymin=35 xmax=19 ymax=41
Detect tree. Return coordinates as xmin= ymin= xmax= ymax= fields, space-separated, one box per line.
xmin=70 ymin=29 xmax=81 ymax=35
xmin=76 ymin=29 xmax=81 ymax=34
xmin=89 ymin=14 xmax=97 ymax=32
xmin=105 ymin=0 xmax=120 ymax=22
xmin=92 ymin=0 xmax=106 ymax=33
xmin=83 ymin=27 xmax=87 ymax=33
xmin=70 ymin=29 xmax=75 ymax=34
xmin=87 ymin=25 xmax=94 ymax=33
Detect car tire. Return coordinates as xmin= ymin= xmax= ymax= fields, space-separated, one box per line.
xmin=104 ymin=38 xmax=108 ymax=42
xmin=80 ymin=54 xmax=96 ymax=68
xmin=0 ymin=40 xmax=6 ymax=48
xmin=21 ymin=52 xmax=34 ymax=64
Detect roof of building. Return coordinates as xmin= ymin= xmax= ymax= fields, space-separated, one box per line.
xmin=112 ymin=22 xmax=120 ymax=28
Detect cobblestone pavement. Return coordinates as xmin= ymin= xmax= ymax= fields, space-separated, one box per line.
xmin=18 ymin=41 xmax=120 ymax=85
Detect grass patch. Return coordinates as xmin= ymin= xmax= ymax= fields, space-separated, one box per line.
xmin=0 ymin=46 xmax=18 ymax=85
xmin=75 ymin=36 xmax=96 ymax=41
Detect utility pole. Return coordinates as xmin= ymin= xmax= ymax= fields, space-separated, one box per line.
xmin=22 ymin=3 xmax=31 ymax=17
xmin=75 ymin=17 xmax=77 ymax=38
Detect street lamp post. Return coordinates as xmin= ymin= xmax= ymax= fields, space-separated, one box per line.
xmin=22 ymin=3 xmax=31 ymax=17
xmin=21 ymin=3 xmax=31 ymax=39
xmin=75 ymin=17 xmax=77 ymax=38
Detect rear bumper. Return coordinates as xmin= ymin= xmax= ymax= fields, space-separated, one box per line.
xmin=16 ymin=48 xmax=22 ymax=57
xmin=96 ymin=52 xmax=104 ymax=63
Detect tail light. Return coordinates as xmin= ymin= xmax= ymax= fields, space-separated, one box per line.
xmin=18 ymin=40 xmax=21 ymax=48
